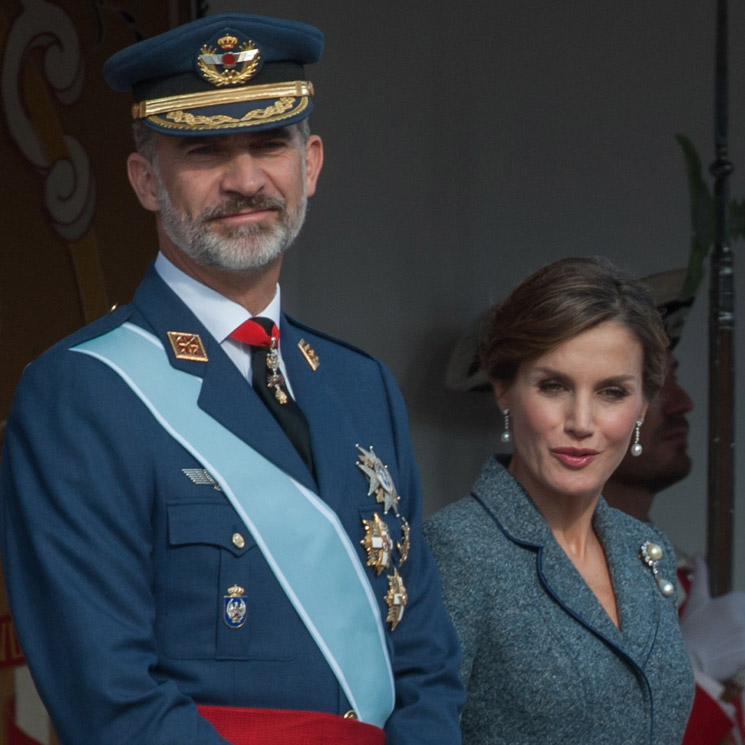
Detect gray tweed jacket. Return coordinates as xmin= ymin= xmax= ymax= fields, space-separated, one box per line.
xmin=424 ymin=456 xmax=694 ymax=745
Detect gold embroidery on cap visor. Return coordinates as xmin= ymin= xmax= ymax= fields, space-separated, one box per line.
xmin=149 ymin=96 xmax=310 ymax=132
xmin=132 ymin=81 xmax=314 ymax=118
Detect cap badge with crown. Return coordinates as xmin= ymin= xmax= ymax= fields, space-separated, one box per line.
xmin=197 ymin=32 xmax=261 ymax=87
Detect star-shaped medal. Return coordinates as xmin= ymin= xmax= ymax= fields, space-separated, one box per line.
xmin=355 ymin=444 xmax=401 ymax=516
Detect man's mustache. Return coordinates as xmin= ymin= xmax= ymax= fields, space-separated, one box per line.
xmin=201 ymin=196 xmax=287 ymax=221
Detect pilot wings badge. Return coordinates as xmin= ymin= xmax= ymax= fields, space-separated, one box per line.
xmin=197 ymin=34 xmax=261 ymax=87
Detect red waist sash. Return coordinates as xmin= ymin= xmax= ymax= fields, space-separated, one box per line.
xmin=198 ymin=705 xmax=386 ymax=745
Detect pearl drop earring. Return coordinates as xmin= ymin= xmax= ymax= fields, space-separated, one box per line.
xmin=630 ymin=419 xmax=643 ymax=457
xmin=501 ymin=408 xmax=511 ymax=443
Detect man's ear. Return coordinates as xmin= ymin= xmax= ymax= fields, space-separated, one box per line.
xmin=303 ymin=134 xmax=323 ymax=198
xmin=127 ymin=153 xmax=160 ymax=212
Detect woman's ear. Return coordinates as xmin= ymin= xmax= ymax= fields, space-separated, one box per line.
xmin=491 ymin=380 xmax=509 ymax=412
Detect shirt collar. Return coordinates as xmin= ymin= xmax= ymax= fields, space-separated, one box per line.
xmin=154 ymin=252 xmax=282 ymax=343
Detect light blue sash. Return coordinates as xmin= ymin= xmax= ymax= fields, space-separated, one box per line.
xmin=72 ymin=322 xmax=394 ymax=727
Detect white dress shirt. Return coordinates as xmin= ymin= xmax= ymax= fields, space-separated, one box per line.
xmin=154 ymin=252 xmax=293 ymax=393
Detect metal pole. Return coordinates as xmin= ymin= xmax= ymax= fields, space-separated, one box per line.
xmin=706 ymin=0 xmax=736 ymax=597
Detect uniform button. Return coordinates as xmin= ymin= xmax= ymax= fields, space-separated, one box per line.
xmin=232 ymin=533 xmax=245 ymax=549
xmin=343 ymin=710 xmax=357 ymax=719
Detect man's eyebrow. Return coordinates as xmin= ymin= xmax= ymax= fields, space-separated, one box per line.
xmin=175 ymin=135 xmax=218 ymax=148
xmin=255 ymin=127 xmax=293 ymax=141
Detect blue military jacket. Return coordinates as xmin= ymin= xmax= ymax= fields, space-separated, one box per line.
xmin=0 ymin=266 xmax=464 ymax=744
xmin=424 ymin=456 xmax=694 ymax=745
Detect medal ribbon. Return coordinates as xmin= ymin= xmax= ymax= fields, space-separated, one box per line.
xmin=72 ymin=323 xmax=395 ymax=727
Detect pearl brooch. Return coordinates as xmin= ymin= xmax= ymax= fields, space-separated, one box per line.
xmin=640 ymin=541 xmax=675 ymax=597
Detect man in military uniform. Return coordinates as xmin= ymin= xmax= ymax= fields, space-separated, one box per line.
xmin=0 ymin=13 xmax=464 ymax=745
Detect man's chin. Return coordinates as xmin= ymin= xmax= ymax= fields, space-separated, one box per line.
xmin=197 ymin=244 xmax=288 ymax=274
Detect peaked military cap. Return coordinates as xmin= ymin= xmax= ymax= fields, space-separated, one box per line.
xmin=104 ymin=13 xmax=323 ymax=135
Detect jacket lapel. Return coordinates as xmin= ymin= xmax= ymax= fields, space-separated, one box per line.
xmin=536 ymin=535 xmax=624 ymax=646
xmin=594 ymin=502 xmax=664 ymax=661
xmin=475 ymin=458 xmax=632 ymax=650
xmin=280 ymin=319 xmax=358 ymax=511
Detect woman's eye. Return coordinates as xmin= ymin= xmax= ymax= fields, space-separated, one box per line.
xmin=600 ymin=387 xmax=629 ymax=401
xmin=538 ymin=380 xmax=564 ymax=394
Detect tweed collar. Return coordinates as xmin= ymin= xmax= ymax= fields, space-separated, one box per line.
xmin=471 ymin=455 xmax=628 ymax=549
xmin=470 ymin=455 xmax=555 ymax=547
xmin=470 ymin=455 xmax=676 ymax=649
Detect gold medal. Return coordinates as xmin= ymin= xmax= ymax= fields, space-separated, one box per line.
xmin=384 ymin=568 xmax=407 ymax=631
xmin=361 ymin=513 xmax=393 ymax=575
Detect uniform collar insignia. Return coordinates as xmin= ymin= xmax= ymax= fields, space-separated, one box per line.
xmin=167 ymin=331 xmax=209 ymax=362
xmin=298 ymin=338 xmax=320 ymax=370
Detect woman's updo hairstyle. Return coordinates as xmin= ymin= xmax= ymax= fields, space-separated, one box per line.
xmin=480 ymin=257 xmax=669 ymax=401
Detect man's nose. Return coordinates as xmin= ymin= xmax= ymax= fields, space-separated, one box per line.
xmin=220 ymin=153 xmax=266 ymax=197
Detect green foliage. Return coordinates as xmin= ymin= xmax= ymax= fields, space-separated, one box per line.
xmin=676 ymin=134 xmax=743 ymax=300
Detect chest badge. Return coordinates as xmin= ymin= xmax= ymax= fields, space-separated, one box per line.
xmin=181 ymin=468 xmax=222 ymax=491
xmin=355 ymin=444 xmax=401 ymax=516
xmin=361 ymin=513 xmax=393 ymax=575
xmin=224 ymin=585 xmax=248 ymax=628
xmin=384 ymin=568 xmax=408 ymax=631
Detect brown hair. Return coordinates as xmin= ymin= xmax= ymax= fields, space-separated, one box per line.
xmin=481 ymin=256 xmax=668 ymax=400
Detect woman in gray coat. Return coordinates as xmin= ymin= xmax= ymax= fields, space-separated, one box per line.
xmin=425 ymin=257 xmax=694 ymax=744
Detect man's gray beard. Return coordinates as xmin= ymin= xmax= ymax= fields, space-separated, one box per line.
xmin=155 ymin=172 xmax=307 ymax=273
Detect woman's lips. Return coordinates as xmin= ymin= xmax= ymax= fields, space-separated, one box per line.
xmin=552 ymin=448 xmax=598 ymax=468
